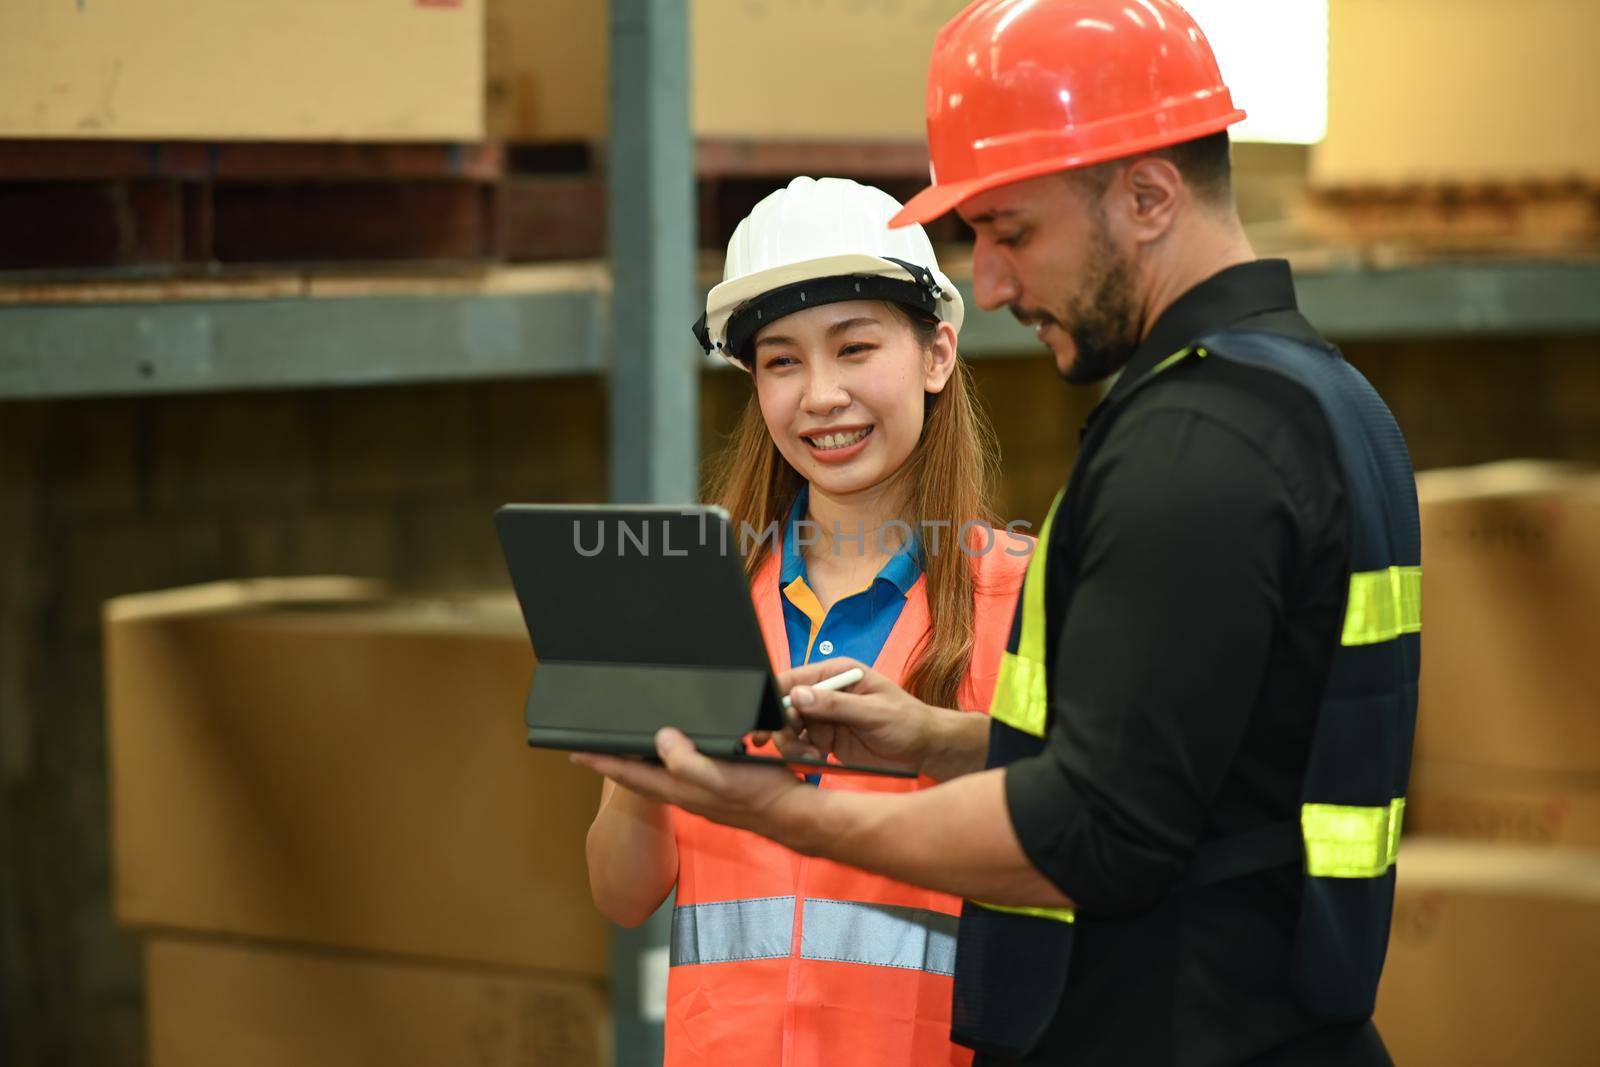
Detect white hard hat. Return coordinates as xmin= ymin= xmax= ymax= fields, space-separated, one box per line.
xmin=694 ymin=176 xmax=965 ymax=370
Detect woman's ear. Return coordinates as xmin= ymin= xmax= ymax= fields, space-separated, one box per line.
xmin=923 ymin=320 xmax=959 ymax=395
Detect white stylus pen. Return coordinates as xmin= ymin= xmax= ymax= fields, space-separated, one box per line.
xmin=780 ymin=667 xmax=865 ymax=712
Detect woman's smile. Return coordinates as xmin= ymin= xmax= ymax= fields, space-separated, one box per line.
xmin=802 ymin=424 xmax=875 ymax=463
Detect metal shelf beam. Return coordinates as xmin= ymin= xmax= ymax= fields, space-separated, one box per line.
xmin=1295 ymin=262 xmax=1600 ymax=342
xmin=952 ymin=261 xmax=1600 ymax=359
xmin=2 ymin=262 xmax=1595 ymax=400
xmin=0 ymin=281 xmax=605 ymax=399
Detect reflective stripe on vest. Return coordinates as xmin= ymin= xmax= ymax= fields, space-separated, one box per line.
xmin=670 ymin=897 xmax=958 ymax=976
xmin=1303 ymin=560 xmax=1415 ymax=879
xmin=1187 ymin=326 xmax=1421 ymax=1019
xmin=1302 ymin=798 xmax=1405 ymax=878
xmin=953 ymin=345 xmax=1213 ymax=1054
xmin=801 ymin=900 xmax=959 ymax=976
xmin=988 ymin=489 xmax=1065 ymax=741
xmin=970 ymin=899 xmax=1076 ymax=923
xmin=988 ymin=346 xmax=1204 ymax=746
xmin=1341 ymin=566 xmax=1422 ymax=647
xmin=671 ymin=896 xmax=795 ymax=966
xmin=978 ymin=491 xmax=1074 ymax=924
xmin=973 ymin=350 xmax=1212 ymax=925
xmin=1318 ymin=563 xmax=1419 ymax=873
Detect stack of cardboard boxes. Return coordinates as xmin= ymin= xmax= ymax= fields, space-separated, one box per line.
xmin=0 ymin=1 xmax=485 ymax=141
xmin=1 ymin=0 xmax=972 ymax=145
xmin=99 ymin=476 xmax=1600 ymax=1065
xmin=104 ymin=578 xmax=610 ymax=1067
xmin=1374 ymin=462 xmax=1600 ymax=1065
xmin=1314 ymin=0 xmax=1600 ymax=188
xmin=485 ymin=0 xmax=972 ymax=145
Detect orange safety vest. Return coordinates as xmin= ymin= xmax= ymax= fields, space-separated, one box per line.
xmin=667 ymin=534 xmax=1032 ymax=1066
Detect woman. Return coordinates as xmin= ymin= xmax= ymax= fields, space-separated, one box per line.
xmin=585 ymin=176 xmax=1030 ymax=1066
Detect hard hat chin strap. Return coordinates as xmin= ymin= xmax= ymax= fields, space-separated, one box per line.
xmin=882 ymin=258 xmax=947 ymax=302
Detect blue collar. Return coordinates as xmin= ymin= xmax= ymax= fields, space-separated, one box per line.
xmin=780 ymin=486 xmax=922 ymax=595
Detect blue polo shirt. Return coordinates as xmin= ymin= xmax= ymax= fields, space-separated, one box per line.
xmin=778 ymin=487 xmax=922 ymax=672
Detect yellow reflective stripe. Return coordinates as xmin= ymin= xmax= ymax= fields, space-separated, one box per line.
xmin=1386 ymin=797 xmax=1405 ymax=868
xmin=980 ymin=346 xmax=1204 ymax=918
xmin=1016 ymin=490 xmax=1062 ymax=669
xmin=972 ymin=899 xmax=1076 ymax=924
xmin=988 ymin=490 xmax=1063 ymax=738
xmin=1148 ymin=344 xmax=1198 ymax=376
xmin=1340 ymin=566 xmax=1422 ymax=647
xmin=989 ymin=344 xmax=1198 ymax=737
xmin=989 ymin=651 xmax=1047 ymax=738
xmin=1302 ymin=798 xmax=1405 ymax=878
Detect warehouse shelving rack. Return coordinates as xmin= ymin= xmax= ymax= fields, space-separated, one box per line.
xmin=3 ymin=260 xmax=1599 ymax=400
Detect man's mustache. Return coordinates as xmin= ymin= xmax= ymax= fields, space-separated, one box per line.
xmin=1009 ymin=305 xmax=1058 ymax=329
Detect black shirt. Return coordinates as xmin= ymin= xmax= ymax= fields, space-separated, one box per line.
xmin=992 ymin=261 xmax=1393 ymax=1066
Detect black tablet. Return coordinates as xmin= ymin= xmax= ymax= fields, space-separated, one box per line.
xmin=495 ymin=504 xmax=915 ymax=778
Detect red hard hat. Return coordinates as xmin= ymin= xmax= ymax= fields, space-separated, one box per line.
xmin=891 ymin=0 xmax=1247 ymax=227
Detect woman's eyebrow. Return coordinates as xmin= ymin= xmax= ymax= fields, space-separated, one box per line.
xmin=825 ymin=317 xmax=882 ymax=337
xmin=755 ymin=316 xmax=882 ymax=350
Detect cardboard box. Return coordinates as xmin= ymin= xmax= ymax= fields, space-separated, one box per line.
xmin=486 ymin=0 xmax=608 ymax=144
xmin=1415 ymin=461 xmax=1600 ymax=777
xmin=1375 ymin=839 xmax=1600 ymax=1067
xmin=0 ymin=0 xmax=483 ymax=141
xmin=691 ymin=0 xmax=968 ymax=141
xmin=146 ymin=935 xmax=609 ymax=1067
xmin=105 ymin=578 xmax=607 ymax=977
xmin=1314 ymin=0 xmax=1600 ymax=186
xmin=1406 ymin=761 xmax=1600 ymax=849
xmin=487 ymin=0 xmax=970 ymax=144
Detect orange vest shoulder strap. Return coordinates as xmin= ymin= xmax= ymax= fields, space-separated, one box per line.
xmin=972 ymin=531 xmax=1034 ymax=598
xmin=960 ymin=532 xmax=1036 ymax=711
xmin=875 ymin=576 xmax=931 ymax=685
xmin=750 ymin=551 xmax=789 ymax=673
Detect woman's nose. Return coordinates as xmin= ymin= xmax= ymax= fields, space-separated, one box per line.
xmin=801 ymin=365 xmax=850 ymax=413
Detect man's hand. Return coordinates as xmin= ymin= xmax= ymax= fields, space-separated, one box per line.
xmin=572 ymin=728 xmax=812 ymax=843
xmin=576 ymin=726 xmax=1070 ymax=912
xmin=762 ymin=658 xmax=987 ymax=780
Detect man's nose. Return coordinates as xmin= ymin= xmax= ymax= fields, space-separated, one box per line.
xmin=971 ymin=236 xmax=1021 ymax=312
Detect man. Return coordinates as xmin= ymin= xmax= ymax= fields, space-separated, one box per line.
xmin=577 ymin=2 xmax=1418 ymax=1064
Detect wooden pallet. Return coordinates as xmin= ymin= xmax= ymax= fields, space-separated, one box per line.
xmin=0 ymin=140 xmax=506 ymax=275
xmin=1299 ymin=180 xmax=1600 ymax=258
xmin=0 ymin=136 xmax=969 ymax=277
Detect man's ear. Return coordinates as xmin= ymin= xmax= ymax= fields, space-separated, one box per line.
xmin=924 ymin=321 xmax=959 ymax=394
xmin=1113 ymin=156 xmax=1184 ymax=244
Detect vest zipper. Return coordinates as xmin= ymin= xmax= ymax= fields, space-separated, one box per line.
xmin=783 ymin=854 xmax=809 ymax=1067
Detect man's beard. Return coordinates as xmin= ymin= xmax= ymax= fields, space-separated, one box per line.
xmin=1057 ymin=217 xmax=1142 ymax=385
xmin=1009 ymin=211 xmax=1142 ymax=385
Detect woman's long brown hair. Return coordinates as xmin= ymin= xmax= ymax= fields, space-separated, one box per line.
xmin=704 ymin=305 xmax=1002 ymax=710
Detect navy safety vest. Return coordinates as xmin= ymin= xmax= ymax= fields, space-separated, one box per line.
xmin=952 ymin=326 xmax=1421 ymax=1057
